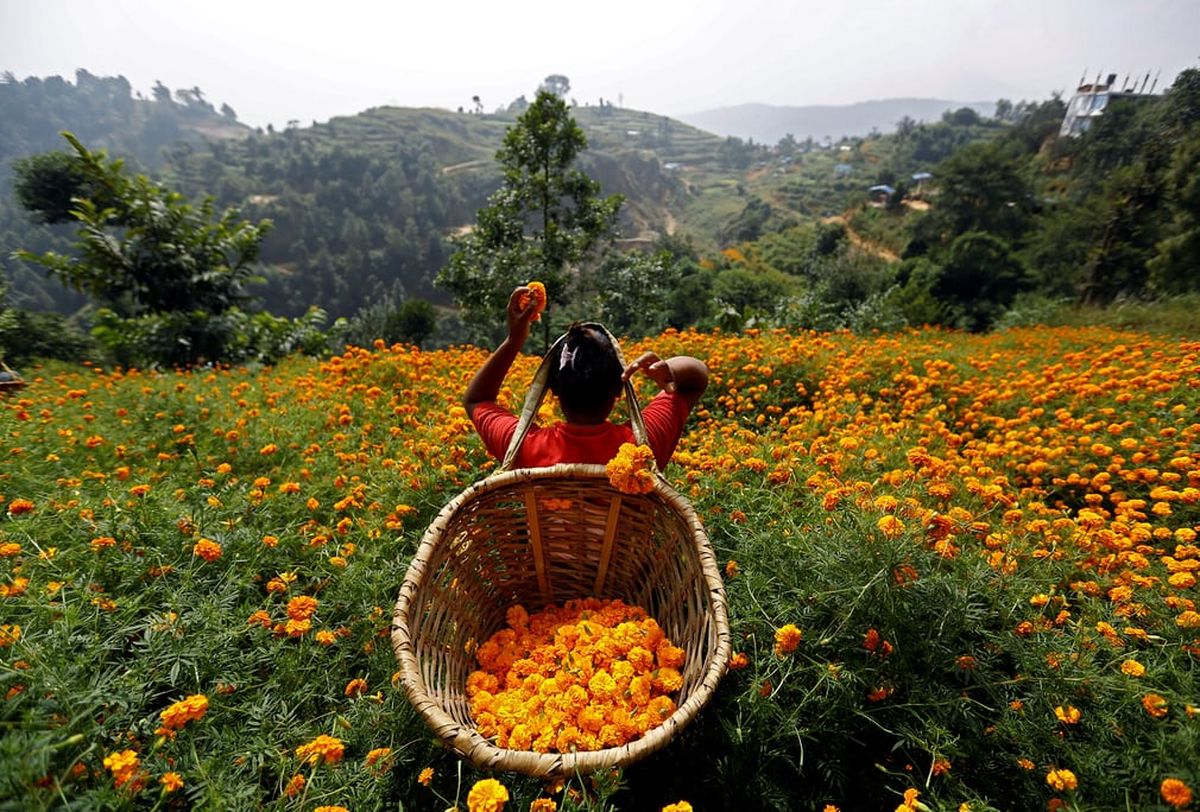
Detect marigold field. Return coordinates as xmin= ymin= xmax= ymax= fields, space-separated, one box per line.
xmin=1 ymin=326 xmax=1197 ymax=811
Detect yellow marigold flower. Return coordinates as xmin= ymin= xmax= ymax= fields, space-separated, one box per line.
xmin=0 ymin=624 xmax=20 ymax=647
xmin=283 ymin=773 xmax=305 ymax=797
xmin=774 ymin=623 xmax=802 ymax=656
xmin=314 ymin=807 xmax=350 ymax=812
xmin=662 ymin=803 xmax=693 ymax=812
xmin=530 ymin=800 xmax=557 ymax=812
xmin=0 ymin=542 xmax=22 ymax=557
xmin=1143 ymin=693 xmax=1169 ymax=718
xmin=192 ymin=538 xmax=222 ymax=562
xmin=1120 ymin=659 xmax=1146 ymax=677
xmin=1045 ymin=768 xmax=1078 ymax=791
xmin=315 ymin=630 xmax=337 ymax=646
xmin=1177 ymin=610 xmax=1200 ymax=629
xmin=1054 ymin=705 xmax=1080 ymax=725
xmin=1161 ymin=778 xmax=1194 ymax=808
xmin=295 ymin=734 xmax=345 ymax=766
xmin=876 ymin=515 xmax=905 ymax=538
xmin=1016 ymin=758 xmax=1035 ymax=770
xmin=159 ymin=772 xmax=184 ymax=793
xmin=467 ymin=777 xmax=509 ymax=812
xmin=606 ymin=443 xmax=657 ymax=494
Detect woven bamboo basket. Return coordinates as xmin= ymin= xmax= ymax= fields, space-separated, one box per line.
xmin=0 ymin=362 xmax=25 ymax=394
xmin=391 ymin=326 xmax=730 ymax=778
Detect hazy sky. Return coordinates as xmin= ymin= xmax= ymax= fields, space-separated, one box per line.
xmin=2 ymin=0 xmax=1196 ymax=129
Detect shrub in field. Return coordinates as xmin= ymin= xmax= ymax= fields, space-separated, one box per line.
xmin=0 ymin=326 xmax=1197 ymax=809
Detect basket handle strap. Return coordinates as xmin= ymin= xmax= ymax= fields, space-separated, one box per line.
xmin=500 ymin=323 xmax=649 ymax=473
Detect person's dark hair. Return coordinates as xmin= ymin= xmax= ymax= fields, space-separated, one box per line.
xmin=548 ymin=323 xmax=623 ymax=421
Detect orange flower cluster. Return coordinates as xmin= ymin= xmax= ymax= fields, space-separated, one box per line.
xmin=774 ymin=623 xmax=803 ymax=655
xmin=294 ymin=734 xmax=345 ymax=766
xmin=1161 ymin=778 xmax=1194 ymax=808
xmin=466 ymin=599 xmax=684 ymax=753
xmin=156 ymin=693 xmax=209 ymax=739
xmin=606 ymin=443 xmax=657 ymax=494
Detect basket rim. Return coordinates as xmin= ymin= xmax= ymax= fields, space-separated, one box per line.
xmin=391 ymin=463 xmax=731 ymax=777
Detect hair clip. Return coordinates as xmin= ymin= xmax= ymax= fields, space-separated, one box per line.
xmin=559 ymin=344 xmax=577 ymax=371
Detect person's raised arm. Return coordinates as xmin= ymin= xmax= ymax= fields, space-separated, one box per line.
xmin=622 ymin=352 xmax=709 ymax=408
xmin=463 ymin=287 xmax=539 ymax=418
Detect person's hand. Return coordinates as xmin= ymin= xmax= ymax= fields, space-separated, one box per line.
xmin=622 ymin=352 xmax=677 ymax=393
xmin=506 ymin=286 xmax=538 ymax=343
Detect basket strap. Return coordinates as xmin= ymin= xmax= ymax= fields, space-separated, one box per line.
xmin=499 ymin=323 xmax=650 ymax=473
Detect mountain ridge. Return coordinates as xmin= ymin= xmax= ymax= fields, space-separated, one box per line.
xmin=679 ymin=97 xmax=997 ymax=143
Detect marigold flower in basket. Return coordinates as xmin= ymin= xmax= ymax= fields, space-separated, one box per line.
xmin=606 ymin=443 xmax=657 ymax=494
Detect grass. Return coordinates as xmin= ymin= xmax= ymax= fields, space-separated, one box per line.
xmin=1 ymin=325 xmax=1198 ymax=810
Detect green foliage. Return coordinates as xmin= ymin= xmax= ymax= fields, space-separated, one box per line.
xmin=344 ymin=291 xmax=439 ymax=349
xmin=577 ymin=250 xmax=682 ymax=338
xmin=0 ymin=306 xmax=94 ymax=366
xmin=903 ymin=232 xmax=1030 ymax=332
xmin=437 ymin=91 xmax=623 ymax=346
xmin=13 ymin=133 xmax=276 ymax=365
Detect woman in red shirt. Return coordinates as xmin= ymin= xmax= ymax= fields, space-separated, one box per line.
xmin=464 ymin=286 xmax=709 ymax=469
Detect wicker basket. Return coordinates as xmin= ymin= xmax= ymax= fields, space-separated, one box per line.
xmin=0 ymin=362 xmax=25 ymax=394
xmin=391 ymin=326 xmax=730 ymax=778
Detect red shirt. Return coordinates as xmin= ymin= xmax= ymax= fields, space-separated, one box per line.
xmin=471 ymin=391 xmax=692 ymax=470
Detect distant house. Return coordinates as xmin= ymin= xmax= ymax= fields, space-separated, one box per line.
xmin=1060 ymin=71 xmax=1158 ymax=136
xmin=868 ymin=184 xmax=895 ymax=205
xmin=834 ymin=163 xmax=853 ymax=178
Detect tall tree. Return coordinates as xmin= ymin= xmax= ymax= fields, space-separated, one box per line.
xmin=437 ymin=90 xmax=622 ymax=347
xmin=12 ymin=132 xmax=272 ymax=364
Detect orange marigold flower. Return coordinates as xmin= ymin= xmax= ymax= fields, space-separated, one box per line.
xmin=1016 ymin=758 xmax=1035 ymax=771
xmin=1143 ymin=693 xmax=1169 ymax=718
xmin=523 ymin=281 xmax=547 ymax=321
xmin=932 ymin=758 xmax=951 ymax=776
xmin=725 ymin=559 xmax=740 ymax=578
xmin=1120 ymin=659 xmax=1146 ymax=677
xmin=1054 ymin=705 xmax=1080 ymax=725
xmin=192 ymin=538 xmax=222 ymax=562
xmin=1161 ymin=778 xmax=1194 ymax=808
xmin=364 ymin=747 xmax=392 ymax=769
xmin=0 ymin=624 xmax=20 ymax=647
xmin=417 ymin=766 xmax=434 ymax=786
xmin=7 ymin=499 xmax=35 ymax=516
xmin=728 ymin=651 xmax=749 ymax=670
xmin=102 ymin=749 xmax=141 ymax=789
xmin=530 ymin=799 xmax=557 ymax=812
xmin=314 ymin=807 xmax=349 ymax=812
xmin=286 ymin=595 xmax=319 ymax=621
xmin=1045 ymin=768 xmax=1078 ymax=791
xmin=90 ymin=536 xmax=117 ymax=552
xmin=344 ymin=678 xmax=368 ymax=698
xmin=606 ymin=443 xmax=656 ymax=494
xmin=467 ymin=777 xmax=509 ymax=812
xmin=315 ymin=630 xmax=337 ymax=646
xmin=0 ymin=542 xmax=22 ymax=557
xmin=774 ymin=623 xmax=802 ymax=655
xmin=159 ymin=772 xmax=184 ymax=793
xmin=259 ymin=443 xmax=277 ymax=455
xmin=877 ymin=514 xmax=906 ymax=538
xmin=295 ymin=734 xmax=345 ymax=765
xmin=283 ymin=773 xmax=305 ymax=797
xmin=156 ymin=694 xmax=209 ymax=739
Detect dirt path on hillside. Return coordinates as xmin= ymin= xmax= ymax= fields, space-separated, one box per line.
xmin=441 ymin=159 xmax=489 ymax=175
xmin=823 ymin=213 xmax=901 ymax=263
